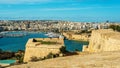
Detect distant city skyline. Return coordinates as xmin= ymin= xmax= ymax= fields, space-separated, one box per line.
xmin=0 ymin=0 xmax=120 ymax=22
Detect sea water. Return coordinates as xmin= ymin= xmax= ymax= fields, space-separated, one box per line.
xmin=0 ymin=31 xmax=88 ymax=52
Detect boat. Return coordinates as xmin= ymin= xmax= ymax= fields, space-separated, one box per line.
xmin=45 ymin=32 xmax=59 ymax=38
xmin=45 ymin=32 xmax=54 ymax=36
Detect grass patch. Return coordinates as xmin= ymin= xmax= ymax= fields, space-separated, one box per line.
xmin=33 ymin=39 xmax=60 ymax=45
xmin=41 ymin=41 xmax=59 ymax=45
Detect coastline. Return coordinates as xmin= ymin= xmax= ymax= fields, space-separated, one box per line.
xmin=62 ymin=32 xmax=90 ymax=42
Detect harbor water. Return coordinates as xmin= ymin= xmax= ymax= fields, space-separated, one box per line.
xmin=0 ymin=31 xmax=89 ymax=52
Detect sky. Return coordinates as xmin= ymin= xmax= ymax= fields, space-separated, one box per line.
xmin=0 ymin=0 xmax=120 ymax=22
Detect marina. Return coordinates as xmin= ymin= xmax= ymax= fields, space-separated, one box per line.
xmin=0 ymin=31 xmax=28 ymax=38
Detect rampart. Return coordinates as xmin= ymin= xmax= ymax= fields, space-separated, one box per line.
xmin=24 ymin=38 xmax=64 ymax=62
xmin=83 ymin=29 xmax=120 ymax=52
xmin=63 ymin=32 xmax=90 ymax=41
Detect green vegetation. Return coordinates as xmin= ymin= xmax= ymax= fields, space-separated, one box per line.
xmin=0 ymin=49 xmax=14 ymax=60
xmin=30 ymin=53 xmax=59 ymax=62
xmin=60 ymin=46 xmax=67 ymax=53
xmin=30 ymin=46 xmax=68 ymax=62
xmin=14 ymin=50 xmax=24 ymax=63
xmin=109 ymin=25 xmax=120 ymax=32
xmin=30 ymin=56 xmax=39 ymax=62
xmin=30 ymin=46 xmax=80 ymax=62
xmin=0 ymin=49 xmax=24 ymax=63
xmin=46 ymin=52 xmax=55 ymax=59
xmin=60 ymin=46 xmax=79 ymax=56
xmin=41 ymin=41 xmax=59 ymax=45
xmin=74 ymin=40 xmax=89 ymax=45
xmin=33 ymin=39 xmax=60 ymax=45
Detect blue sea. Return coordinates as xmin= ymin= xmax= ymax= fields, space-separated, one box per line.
xmin=0 ymin=31 xmax=88 ymax=52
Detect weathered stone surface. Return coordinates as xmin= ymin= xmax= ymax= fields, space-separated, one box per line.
xmin=24 ymin=38 xmax=64 ymax=62
xmin=63 ymin=32 xmax=90 ymax=41
xmin=83 ymin=29 xmax=120 ymax=52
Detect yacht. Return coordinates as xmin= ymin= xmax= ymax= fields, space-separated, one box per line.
xmin=45 ymin=32 xmax=59 ymax=38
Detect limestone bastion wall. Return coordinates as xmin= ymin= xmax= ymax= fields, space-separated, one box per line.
xmin=83 ymin=29 xmax=120 ymax=52
xmin=24 ymin=38 xmax=64 ymax=62
xmin=63 ymin=32 xmax=90 ymax=41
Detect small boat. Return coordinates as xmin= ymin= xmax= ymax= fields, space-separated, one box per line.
xmin=48 ymin=34 xmax=58 ymax=38
xmin=45 ymin=32 xmax=54 ymax=36
xmin=45 ymin=32 xmax=59 ymax=38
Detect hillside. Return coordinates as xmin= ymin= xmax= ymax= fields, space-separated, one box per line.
xmin=8 ymin=51 xmax=120 ymax=68
xmin=7 ymin=29 xmax=120 ymax=68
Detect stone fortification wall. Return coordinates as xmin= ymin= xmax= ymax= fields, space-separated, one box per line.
xmin=63 ymin=32 xmax=90 ymax=41
xmin=83 ymin=29 xmax=120 ymax=52
xmin=24 ymin=38 xmax=64 ymax=62
xmin=62 ymin=32 xmax=72 ymax=39
xmin=71 ymin=34 xmax=89 ymax=41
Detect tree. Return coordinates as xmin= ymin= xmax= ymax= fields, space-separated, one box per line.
xmin=109 ymin=25 xmax=120 ymax=32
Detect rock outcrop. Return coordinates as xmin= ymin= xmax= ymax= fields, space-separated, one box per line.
xmin=83 ymin=29 xmax=120 ymax=52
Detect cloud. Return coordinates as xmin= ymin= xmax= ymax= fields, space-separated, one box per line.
xmin=0 ymin=0 xmax=80 ymax=4
xmin=0 ymin=0 xmax=53 ymax=4
xmin=40 ymin=7 xmax=118 ymax=11
xmin=40 ymin=7 xmax=93 ymax=11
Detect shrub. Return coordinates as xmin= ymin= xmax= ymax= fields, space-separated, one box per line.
xmin=46 ymin=52 xmax=54 ymax=59
xmin=30 ymin=56 xmax=39 ymax=62
xmin=60 ymin=46 xmax=67 ymax=53
xmin=15 ymin=54 xmax=24 ymax=63
xmin=0 ymin=52 xmax=15 ymax=60
xmin=109 ymin=25 xmax=120 ymax=32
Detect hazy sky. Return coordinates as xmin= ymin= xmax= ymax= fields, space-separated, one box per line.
xmin=0 ymin=0 xmax=120 ymax=22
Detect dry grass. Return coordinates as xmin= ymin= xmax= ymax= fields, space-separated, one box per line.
xmin=7 ymin=51 xmax=120 ymax=68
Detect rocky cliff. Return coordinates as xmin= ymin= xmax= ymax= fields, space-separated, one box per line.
xmin=83 ymin=29 xmax=120 ymax=52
